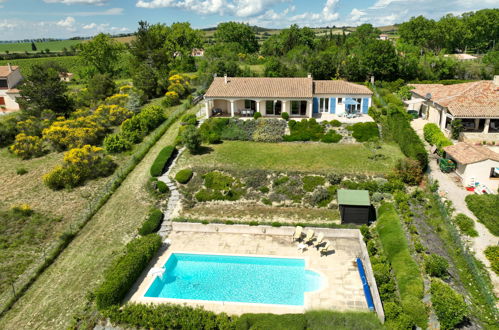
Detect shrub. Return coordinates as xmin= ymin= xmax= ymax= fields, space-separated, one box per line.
xmin=103 ymin=133 xmax=132 ymax=153
xmin=425 ymin=254 xmax=449 ymax=278
xmin=465 ymin=194 xmax=499 ymax=236
xmin=150 ymin=146 xmax=175 ymax=177
xmin=423 ymin=123 xmax=452 ymax=151
xmin=281 ymin=112 xmax=289 ymax=120
xmin=156 ymin=180 xmax=168 ymax=193
xmin=16 ymin=167 xmax=28 ymax=175
xmin=351 ymin=122 xmax=379 ymax=142
xmin=180 ymin=125 xmax=201 ymax=154
xmin=430 ymin=279 xmax=467 ymax=330
xmin=284 ymin=119 xmax=324 ymax=141
xmin=195 ymin=188 xmax=241 ymax=202
xmin=180 ymin=113 xmax=197 ymax=126
xmin=94 ymin=104 xmax=133 ymax=126
xmin=453 ymin=213 xmax=478 ymax=237
xmin=252 ymin=118 xmax=287 ymax=142
xmin=236 ymin=313 xmax=306 ymax=330
xmin=162 ymin=91 xmax=180 ymax=107
xmin=320 ymin=130 xmax=342 ymax=143
xmin=138 ymin=209 xmax=164 ymax=235
xmin=326 ymin=173 xmax=342 ymax=185
xmin=204 ymin=171 xmax=234 ymax=190
xmin=302 ymin=175 xmax=325 ymax=192
xmin=94 ymin=234 xmax=162 ymax=310
xmin=307 ymin=186 xmax=332 ymax=207
xmin=175 ymin=169 xmax=193 ymax=184
xmin=484 ymin=246 xmax=499 ymax=275
xmin=11 ymin=203 xmax=34 ymax=216
xmin=42 ymin=116 xmax=105 ymax=151
xmin=253 ymin=111 xmax=262 ymax=119
xmin=9 ymin=133 xmax=45 ymax=159
xmin=330 ymin=119 xmax=342 ymax=127
xmin=393 ymin=158 xmax=423 ymax=185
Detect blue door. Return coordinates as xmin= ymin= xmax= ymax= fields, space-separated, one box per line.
xmin=330 ymin=98 xmax=336 ymax=114
xmin=362 ymin=98 xmax=369 ymax=114
xmin=313 ymin=98 xmax=319 ymax=114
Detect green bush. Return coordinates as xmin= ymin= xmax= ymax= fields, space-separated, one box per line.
xmin=425 ymin=254 xmax=449 ymax=278
xmin=330 ymin=119 xmax=342 ymax=127
xmin=305 ymin=310 xmax=383 ymax=330
xmin=465 ymin=194 xmax=499 ymax=236
xmin=320 ymin=130 xmax=342 ymax=143
xmin=195 ymin=188 xmax=241 ymax=202
xmin=281 ymin=112 xmax=289 ymax=120
xmin=393 ymin=158 xmax=423 ymax=185
xmin=252 ymin=118 xmax=287 ymax=142
xmin=430 ymin=279 xmax=467 ymax=330
xmin=236 ymin=313 xmax=306 ymax=330
xmin=150 ymin=145 xmax=175 ymax=177
xmin=156 ymin=180 xmax=168 ymax=193
xmin=302 ymin=175 xmax=325 ymax=192
xmin=204 ymin=171 xmax=234 ymax=190
xmin=16 ymin=167 xmax=28 ymax=175
xmin=180 ymin=125 xmax=201 ymax=154
xmin=284 ymin=119 xmax=324 ymax=141
xmin=104 ymin=133 xmax=132 ymax=153
xmin=423 ymin=123 xmax=452 ymax=151
xmin=484 ymin=246 xmax=499 ymax=275
xmin=138 ymin=209 xmax=164 ymax=235
xmin=453 ymin=213 xmax=478 ymax=237
xmin=350 ymin=122 xmax=379 ymax=142
xmin=175 ymin=169 xmax=193 ymax=184
xmin=94 ymin=234 xmax=162 ymax=309
xmin=253 ymin=111 xmax=262 ymax=119
xmin=180 ymin=113 xmax=197 ymax=125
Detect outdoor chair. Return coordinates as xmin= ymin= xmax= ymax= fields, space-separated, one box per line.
xmin=313 ymin=233 xmax=325 ymax=249
xmin=303 ymin=230 xmax=315 ymax=245
xmin=319 ymin=241 xmax=332 ymax=257
xmin=292 ymin=226 xmax=303 ymax=242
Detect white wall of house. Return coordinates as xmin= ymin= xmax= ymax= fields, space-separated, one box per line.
xmin=205 ymin=97 xmax=312 ymax=118
xmin=450 ymin=158 xmax=499 ymax=192
xmin=0 ymin=91 xmax=20 ymax=111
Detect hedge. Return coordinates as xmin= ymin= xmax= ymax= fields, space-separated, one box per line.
xmin=150 ymin=145 xmax=175 ymax=177
xmin=175 ymin=169 xmax=193 ymax=184
xmin=430 ymin=279 xmax=467 ymax=330
xmin=94 ymin=234 xmax=162 ymax=310
xmin=236 ymin=313 xmax=306 ymax=330
xmin=376 ymin=202 xmax=426 ymax=327
xmin=138 ymin=209 xmax=164 ymax=236
xmin=350 ymin=122 xmax=379 ymax=142
xmin=484 ymin=246 xmax=499 ymax=275
xmin=423 ymin=123 xmax=452 ymax=150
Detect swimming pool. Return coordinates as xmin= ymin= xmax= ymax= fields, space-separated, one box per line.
xmin=145 ymin=253 xmax=323 ymax=305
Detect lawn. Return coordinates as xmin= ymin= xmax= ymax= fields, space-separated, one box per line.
xmin=177 ymin=141 xmax=404 ymax=176
xmin=0 ymin=40 xmax=82 ymax=53
xmin=0 ymin=56 xmax=81 ymax=76
xmin=0 ymin=106 xmax=196 ymax=329
xmin=465 ymin=194 xmax=499 ymax=236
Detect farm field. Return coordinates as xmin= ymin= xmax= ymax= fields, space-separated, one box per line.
xmin=0 ymin=56 xmax=80 ymax=76
xmin=177 ymin=141 xmax=404 ymax=175
xmin=0 ymin=40 xmax=82 ymax=53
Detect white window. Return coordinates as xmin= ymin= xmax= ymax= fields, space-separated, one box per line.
xmin=319 ymin=98 xmax=329 ymax=113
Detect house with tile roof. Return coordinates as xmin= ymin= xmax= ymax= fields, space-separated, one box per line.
xmin=408 ymin=76 xmax=499 ymax=143
xmin=0 ymin=64 xmax=23 ymax=113
xmin=443 ymin=142 xmax=499 ymax=192
xmin=204 ymin=76 xmax=373 ymax=121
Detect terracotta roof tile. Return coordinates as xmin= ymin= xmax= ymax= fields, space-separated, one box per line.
xmin=314 ymin=80 xmax=373 ymax=95
xmin=410 ymin=81 xmax=499 ymax=118
xmin=0 ymin=65 xmax=19 ymax=77
xmin=444 ymin=142 xmax=499 ymax=164
xmin=205 ymin=77 xmax=313 ymax=98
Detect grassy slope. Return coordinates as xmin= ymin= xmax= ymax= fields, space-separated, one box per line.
xmin=177 ymin=141 xmax=404 ymax=175
xmin=0 ymin=40 xmax=82 ymax=53
xmin=0 ymin=108 xmax=192 ymax=329
xmin=465 ymin=194 xmax=499 ymax=236
xmin=0 ymin=56 xmax=80 ymax=76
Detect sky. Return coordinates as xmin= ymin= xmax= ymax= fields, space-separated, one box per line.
xmin=0 ymin=0 xmax=498 ymax=41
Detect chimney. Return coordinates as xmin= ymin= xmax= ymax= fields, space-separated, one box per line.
xmin=224 ymin=74 xmax=228 ymax=84
xmin=494 ymin=75 xmax=499 ymax=87
xmin=307 ymin=73 xmax=312 ymax=79
xmin=7 ymin=63 xmax=12 ymax=72
xmin=370 ymin=76 xmax=375 ymax=84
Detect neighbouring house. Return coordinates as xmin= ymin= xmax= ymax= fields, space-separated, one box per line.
xmin=408 ymin=76 xmax=499 ymax=143
xmin=204 ymin=76 xmax=373 ymax=120
xmin=191 ymin=48 xmax=204 ymax=57
xmin=444 ymin=54 xmax=478 ymax=61
xmin=378 ymin=34 xmax=389 ymax=40
xmin=443 ymin=142 xmax=499 ymax=192
xmin=59 ymin=72 xmax=74 ymax=82
xmin=0 ymin=64 xmax=22 ymax=113
xmin=337 ymin=189 xmax=374 ymax=225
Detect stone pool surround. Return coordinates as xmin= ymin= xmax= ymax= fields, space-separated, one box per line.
xmin=127 ymin=222 xmax=384 ymax=322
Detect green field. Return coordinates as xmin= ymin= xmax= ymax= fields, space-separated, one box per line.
xmin=177 ymin=141 xmax=404 ymax=175
xmin=0 ymin=40 xmax=82 ymax=53
xmin=0 ymin=56 xmax=81 ymax=76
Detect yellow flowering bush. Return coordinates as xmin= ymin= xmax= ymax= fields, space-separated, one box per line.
xmin=119 ymin=85 xmax=133 ymax=93
xmin=16 ymin=117 xmax=42 ymax=136
xmin=167 ymin=74 xmax=191 ymax=98
xmin=43 ymin=145 xmax=116 ymax=190
xmin=11 ymin=204 xmax=33 ymax=216
xmin=104 ymin=93 xmax=130 ymax=106
xmin=9 ymin=133 xmax=45 ymax=159
xmin=94 ymin=104 xmax=133 ymax=126
xmin=42 ymin=116 xmax=106 ymax=151
xmin=162 ymin=91 xmax=180 ymax=107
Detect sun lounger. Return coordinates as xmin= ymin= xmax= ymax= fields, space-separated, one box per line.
xmin=313 ymin=233 xmax=325 ymax=249
xmin=292 ymin=226 xmax=303 ymax=242
xmin=303 ymin=229 xmax=315 ymax=244
xmin=319 ymin=241 xmax=332 ymax=256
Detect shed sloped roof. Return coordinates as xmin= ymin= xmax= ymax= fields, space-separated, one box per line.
xmin=443 ymin=142 xmax=499 ymax=165
xmin=0 ymin=65 xmax=19 ymax=77
xmin=314 ymin=80 xmax=373 ymax=95
xmin=337 ymin=189 xmax=371 ymax=206
xmin=410 ymin=81 xmax=499 ymax=118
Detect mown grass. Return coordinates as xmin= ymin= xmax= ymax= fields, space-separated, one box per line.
xmin=465 ymin=194 xmax=499 ymax=236
xmin=178 ymin=141 xmax=404 ymax=175
xmin=0 ymin=40 xmax=82 ymax=53
xmin=376 ymin=202 xmax=427 ymax=328
xmin=0 ymin=106 xmax=197 ymax=329
xmin=0 ymin=56 xmax=81 ymax=76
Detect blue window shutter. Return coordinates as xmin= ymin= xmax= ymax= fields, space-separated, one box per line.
xmin=362 ymin=98 xmax=369 ymax=114
xmin=313 ymin=98 xmax=319 ymax=114
xmin=330 ymin=98 xmax=336 ymax=114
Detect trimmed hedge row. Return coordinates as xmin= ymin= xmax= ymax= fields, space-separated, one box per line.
xmin=423 ymin=123 xmax=452 ymax=150
xmin=138 ymin=209 xmax=164 ymax=236
xmin=430 ymin=279 xmax=467 ymax=330
xmin=94 ymin=234 xmax=162 ymax=310
xmin=175 ymin=168 xmax=193 ymax=184
xmin=350 ymin=122 xmax=380 ymax=142
xmin=150 ymin=145 xmax=175 ymax=177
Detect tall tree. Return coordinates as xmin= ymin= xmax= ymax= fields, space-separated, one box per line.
xmin=31 ymin=42 xmax=37 ymax=52
xmin=18 ymin=64 xmax=73 ymax=117
xmin=214 ymin=22 xmax=259 ymax=53
xmin=78 ymin=33 xmax=124 ymax=77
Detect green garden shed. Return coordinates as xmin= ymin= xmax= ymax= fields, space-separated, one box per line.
xmin=337 ymin=189 xmax=373 ymax=225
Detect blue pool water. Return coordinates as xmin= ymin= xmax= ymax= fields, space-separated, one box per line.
xmin=145 ymin=253 xmax=323 ymax=305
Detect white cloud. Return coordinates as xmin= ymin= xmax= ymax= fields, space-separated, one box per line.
xmin=44 ymin=0 xmax=109 ymax=5
xmin=135 ymin=0 xmax=288 ymax=17
xmin=0 ymin=20 xmax=17 ymax=30
xmin=82 ymin=22 xmax=129 ymax=33
xmin=82 ymin=22 xmax=97 ymax=29
xmin=350 ymin=8 xmax=366 ymax=22
xmin=56 ymin=16 xmax=75 ymax=28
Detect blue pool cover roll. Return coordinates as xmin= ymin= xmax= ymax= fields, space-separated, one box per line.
xmin=356 ymin=258 xmax=375 ymax=311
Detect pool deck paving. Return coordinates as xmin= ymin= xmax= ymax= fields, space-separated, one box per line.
xmin=128 ymin=223 xmax=369 ymax=315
